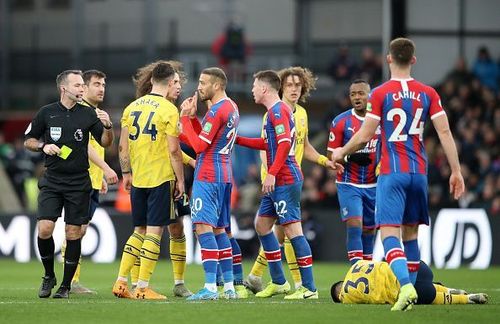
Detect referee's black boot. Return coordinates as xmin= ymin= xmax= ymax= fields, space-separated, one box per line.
xmin=53 ymin=285 xmax=70 ymax=299
xmin=38 ymin=276 xmax=57 ymax=298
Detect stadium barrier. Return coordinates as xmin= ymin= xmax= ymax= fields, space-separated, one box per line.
xmin=0 ymin=208 xmax=498 ymax=267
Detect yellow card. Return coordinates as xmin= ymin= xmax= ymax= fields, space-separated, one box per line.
xmin=58 ymin=145 xmax=72 ymax=160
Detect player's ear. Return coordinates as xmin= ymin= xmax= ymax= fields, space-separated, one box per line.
xmin=411 ymin=56 xmax=417 ymax=65
xmin=386 ymin=54 xmax=392 ymax=64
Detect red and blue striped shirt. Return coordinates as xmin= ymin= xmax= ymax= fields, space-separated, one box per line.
xmin=328 ymin=109 xmax=378 ymax=186
xmin=263 ymin=101 xmax=303 ymax=186
xmin=194 ymin=98 xmax=239 ymax=183
xmin=366 ymin=78 xmax=445 ymax=175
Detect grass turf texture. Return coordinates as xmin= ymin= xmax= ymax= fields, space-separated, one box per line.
xmin=0 ymin=260 xmax=498 ymax=323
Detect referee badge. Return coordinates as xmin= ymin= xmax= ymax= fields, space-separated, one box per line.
xmin=50 ymin=127 xmax=62 ymax=141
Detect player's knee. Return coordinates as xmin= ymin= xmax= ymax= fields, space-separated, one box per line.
xmin=65 ymin=225 xmax=82 ymax=240
xmin=282 ymin=223 xmax=302 ymax=239
xmin=168 ymin=222 xmax=184 ymax=238
xmin=134 ymin=226 xmax=146 ymax=235
xmin=37 ymin=220 xmax=55 ymax=239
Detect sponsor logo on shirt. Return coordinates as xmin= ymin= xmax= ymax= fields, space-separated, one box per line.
xmin=275 ymin=124 xmax=285 ymax=135
xmin=366 ymin=102 xmax=372 ymax=112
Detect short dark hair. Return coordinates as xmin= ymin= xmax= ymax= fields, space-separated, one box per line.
xmin=389 ymin=38 xmax=415 ymax=66
xmin=83 ymin=69 xmax=106 ymax=85
xmin=201 ymin=67 xmax=228 ymax=88
xmin=151 ymin=62 xmax=175 ymax=84
xmin=254 ymin=70 xmax=281 ymax=92
xmin=331 ymin=281 xmax=343 ymax=303
xmin=350 ymin=79 xmax=370 ymax=92
xmin=133 ymin=60 xmax=186 ymax=99
xmin=56 ymin=69 xmax=82 ymax=89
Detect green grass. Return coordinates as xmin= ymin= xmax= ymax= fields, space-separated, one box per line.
xmin=0 ymin=260 xmax=498 ymax=323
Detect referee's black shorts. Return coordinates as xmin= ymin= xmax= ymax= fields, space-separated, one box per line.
xmin=37 ymin=173 xmax=92 ymax=226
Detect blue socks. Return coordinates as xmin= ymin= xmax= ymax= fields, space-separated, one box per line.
xmin=198 ymin=232 xmax=218 ymax=285
xmin=383 ymin=236 xmax=410 ymax=286
xmin=229 ymin=237 xmax=243 ymax=285
xmin=403 ymin=239 xmax=420 ymax=285
xmin=361 ymin=232 xmax=375 ymax=260
xmin=259 ymin=232 xmax=286 ymax=285
xmin=290 ymin=236 xmax=316 ymax=292
xmin=215 ymin=233 xmax=233 ymax=285
xmin=346 ymin=226 xmax=363 ymax=264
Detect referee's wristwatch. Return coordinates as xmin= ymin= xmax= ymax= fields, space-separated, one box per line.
xmin=38 ymin=142 xmax=46 ymax=152
xmin=104 ymin=122 xmax=113 ymax=130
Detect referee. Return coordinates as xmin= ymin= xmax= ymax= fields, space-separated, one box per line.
xmin=24 ymin=70 xmax=114 ymax=298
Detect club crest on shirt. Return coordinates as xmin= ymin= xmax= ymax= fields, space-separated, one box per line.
xmin=366 ymin=102 xmax=372 ymax=112
xmin=329 ymin=131 xmax=335 ymax=142
xmin=202 ymin=122 xmax=212 ymax=134
xmin=50 ymin=127 xmax=62 ymax=141
xmin=74 ymin=128 xmax=83 ymax=141
xmin=275 ymin=124 xmax=285 ymax=135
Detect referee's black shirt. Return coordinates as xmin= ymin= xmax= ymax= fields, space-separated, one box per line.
xmin=25 ymin=101 xmax=104 ymax=181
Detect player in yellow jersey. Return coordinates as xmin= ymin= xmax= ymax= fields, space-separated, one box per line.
xmin=112 ymin=62 xmax=185 ymax=300
xmin=246 ymin=66 xmax=340 ymax=294
xmin=331 ymin=260 xmax=488 ymax=306
xmin=127 ymin=60 xmax=194 ymax=297
xmin=61 ymin=69 xmax=119 ymax=294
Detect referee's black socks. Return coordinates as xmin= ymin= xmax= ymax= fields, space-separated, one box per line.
xmin=38 ymin=236 xmax=55 ymax=278
xmin=62 ymin=238 xmax=81 ymax=288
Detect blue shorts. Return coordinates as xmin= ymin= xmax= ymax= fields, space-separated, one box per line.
xmin=375 ymin=174 xmax=429 ymax=227
xmin=258 ymin=182 xmax=302 ymax=225
xmin=131 ymin=180 xmax=175 ymax=226
xmin=87 ymin=189 xmax=100 ymax=222
xmin=191 ymin=181 xmax=232 ymax=229
xmin=337 ymin=183 xmax=376 ymax=229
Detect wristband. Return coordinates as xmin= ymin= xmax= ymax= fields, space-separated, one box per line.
xmin=104 ymin=122 xmax=113 ymax=130
xmin=122 ymin=171 xmax=131 ymax=174
xmin=317 ymin=155 xmax=329 ymax=166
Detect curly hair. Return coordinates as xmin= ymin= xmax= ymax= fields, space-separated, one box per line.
xmin=133 ymin=60 xmax=186 ymax=99
xmin=277 ymin=66 xmax=317 ymax=103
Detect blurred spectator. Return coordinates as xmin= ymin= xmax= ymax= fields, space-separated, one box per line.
xmin=446 ymin=57 xmax=474 ymax=86
xmin=327 ymin=44 xmax=358 ymax=82
xmin=472 ymin=46 xmax=499 ymax=94
xmin=212 ymin=21 xmax=252 ymax=83
xmin=358 ymin=46 xmax=383 ymax=85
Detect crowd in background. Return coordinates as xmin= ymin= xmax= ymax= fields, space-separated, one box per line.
xmin=1 ymin=46 xmax=499 ymax=222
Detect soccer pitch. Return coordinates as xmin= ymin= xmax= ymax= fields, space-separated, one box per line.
xmin=0 ymin=260 xmax=498 ymax=323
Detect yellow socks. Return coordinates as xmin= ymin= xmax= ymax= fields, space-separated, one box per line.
xmin=170 ymin=235 xmax=187 ymax=284
xmin=250 ymin=247 xmax=268 ymax=277
xmin=284 ymin=237 xmax=301 ymax=287
xmin=432 ymin=285 xmax=468 ymax=304
xmin=130 ymin=258 xmax=141 ymax=285
xmin=137 ymin=233 xmax=162 ymax=287
xmin=118 ymin=232 xmax=144 ymax=279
